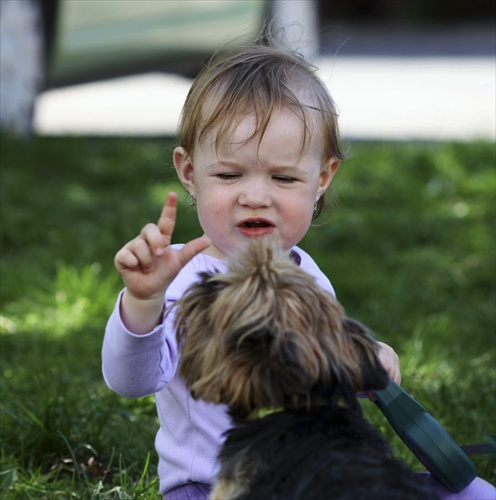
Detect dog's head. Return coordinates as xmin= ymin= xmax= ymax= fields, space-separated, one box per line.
xmin=173 ymin=239 xmax=388 ymax=417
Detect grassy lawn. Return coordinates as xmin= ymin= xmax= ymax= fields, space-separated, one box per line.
xmin=1 ymin=134 xmax=494 ymax=498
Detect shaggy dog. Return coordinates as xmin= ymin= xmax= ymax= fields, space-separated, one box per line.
xmin=173 ymin=240 xmax=438 ymax=500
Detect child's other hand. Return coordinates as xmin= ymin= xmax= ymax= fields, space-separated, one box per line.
xmin=377 ymin=341 xmax=401 ymax=385
xmin=115 ymin=192 xmax=211 ymax=301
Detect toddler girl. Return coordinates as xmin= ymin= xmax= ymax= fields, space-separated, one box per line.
xmin=102 ymin=41 xmax=493 ymax=499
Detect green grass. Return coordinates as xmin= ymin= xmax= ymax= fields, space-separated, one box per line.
xmin=1 ymin=134 xmax=495 ymax=497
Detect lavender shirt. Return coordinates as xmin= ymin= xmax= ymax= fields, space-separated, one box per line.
xmin=102 ymin=245 xmax=335 ymax=496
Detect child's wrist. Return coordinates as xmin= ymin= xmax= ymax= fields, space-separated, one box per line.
xmin=121 ymin=290 xmax=165 ymax=334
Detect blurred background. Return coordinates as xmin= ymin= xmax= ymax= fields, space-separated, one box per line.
xmin=1 ymin=1 xmax=495 ymax=498
xmin=1 ymin=0 xmax=495 ymax=140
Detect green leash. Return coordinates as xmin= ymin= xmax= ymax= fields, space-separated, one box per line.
xmin=374 ymin=379 xmax=480 ymax=492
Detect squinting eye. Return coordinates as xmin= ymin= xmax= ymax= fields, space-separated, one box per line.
xmin=216 ymin=173 xmax=240 ymax=180
xmin=274 ymin=176 xmax=297 ymax=184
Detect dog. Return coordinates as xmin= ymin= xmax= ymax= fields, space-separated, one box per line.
xmin=173 ymin=239 xmax=439 ymax=499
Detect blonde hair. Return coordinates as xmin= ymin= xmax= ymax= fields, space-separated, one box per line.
xmin=178 ymin=41 xmax=344 ymax=218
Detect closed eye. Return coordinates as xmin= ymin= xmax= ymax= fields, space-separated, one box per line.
xmin=216 ymin=173 xmax=241 ymax=180
xmin=273 ymin=176 xmax=297 ymax=184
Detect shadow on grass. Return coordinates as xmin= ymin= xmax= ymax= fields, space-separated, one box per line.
xmin=0 ymin=320 xmax=160 ymax=497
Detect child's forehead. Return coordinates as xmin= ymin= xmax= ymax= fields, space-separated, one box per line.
xmin=194 ymin=109 xmax=323 ymax=169
xmin=205 ymin=106 xmax=319 ymax=153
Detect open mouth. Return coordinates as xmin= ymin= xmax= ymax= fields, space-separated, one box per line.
xmin=237 ymin=219 xmax=274 ymax=237
xmin=239 ymin=220 xmax=272 ymax=229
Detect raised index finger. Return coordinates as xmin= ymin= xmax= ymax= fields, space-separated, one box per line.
xmin=157 ymin=192 xmax=179 ymax=240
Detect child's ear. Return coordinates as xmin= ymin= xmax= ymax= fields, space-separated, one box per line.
xmin=317 ymin=157 xmax=340 ymax=198
xmin=173 ymin=147 xmax=195 ymax=191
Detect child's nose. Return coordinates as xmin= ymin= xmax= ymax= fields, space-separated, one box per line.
xmin=238 ymin=180 xmax=271 ymax=208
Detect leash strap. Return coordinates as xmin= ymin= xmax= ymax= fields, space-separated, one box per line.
xmin=461 ymin=437 xmax=496 ymax=456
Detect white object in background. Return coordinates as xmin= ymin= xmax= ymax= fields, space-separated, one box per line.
xmin=34 ymin=73 xmax=192 ymax=136
xmin=0 ymin=0 xmax=45 ymax=136
xmin=269 ymin=0 xmax=319 ymax=61
xmin=319 ymin=56 xmax=496 ymax=141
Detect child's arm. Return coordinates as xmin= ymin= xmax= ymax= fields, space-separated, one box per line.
xmin=102 ymin=192 xmax=210 ymax=397
xmin=114 ymin=192 xmax=211 ymax=334
xmin=377 ymin=341 xmax=401 ymax=384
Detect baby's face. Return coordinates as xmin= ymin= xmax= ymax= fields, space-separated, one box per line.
xmin=182 ymin=107 xmax=338 ymax=260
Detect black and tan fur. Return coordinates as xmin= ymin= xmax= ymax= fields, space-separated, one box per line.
xmin=173 ymin=240 xmax=438 ymax=500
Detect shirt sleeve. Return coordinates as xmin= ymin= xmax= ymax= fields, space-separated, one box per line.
xmin=101 ymin=289 xmax=179 ymax=398
xmin=292 ymin=246 xmax=336 ymax=297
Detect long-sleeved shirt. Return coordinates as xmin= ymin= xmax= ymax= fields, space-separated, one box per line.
xmin=102 ymin=244 xmax=335 ymax=496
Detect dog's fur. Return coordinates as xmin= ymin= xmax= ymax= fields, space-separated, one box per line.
xmin=173 ymin=240 xmax=438 ymax=499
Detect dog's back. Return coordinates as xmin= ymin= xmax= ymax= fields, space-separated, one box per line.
xmin=219 ymin=407 xmax=439 ymax=500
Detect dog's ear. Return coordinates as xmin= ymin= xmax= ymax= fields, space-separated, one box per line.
xmin=342 ymin=318 xmax=389 ymax=392
xmin=173 ymin=271 xmax=229 ymax=400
